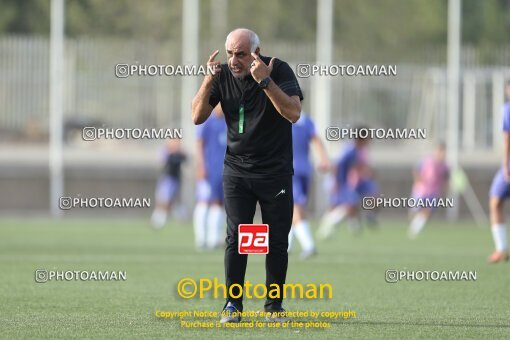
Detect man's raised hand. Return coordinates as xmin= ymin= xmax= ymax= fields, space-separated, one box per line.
xmin=207 ymin=50 xmax=221 ymax=78
xmin=250 ymin=53 xmax=274 ymax=83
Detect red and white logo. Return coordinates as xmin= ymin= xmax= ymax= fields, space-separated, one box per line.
xmin=238 ymin=224 xmax=269 ymax=254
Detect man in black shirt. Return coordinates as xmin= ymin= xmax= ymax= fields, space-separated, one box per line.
xmin=192 ymin=28 xmax=303 ymax=322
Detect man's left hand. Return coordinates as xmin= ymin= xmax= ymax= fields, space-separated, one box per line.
xmin=250 ymin=53 xmax=275 ymax=83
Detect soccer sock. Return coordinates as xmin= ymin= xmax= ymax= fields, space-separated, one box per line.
xmin=150 ymin=208 xmax=167 ymax=229
xmin=491 ymin=224 xmax=508 ymax=252
xmin=206 ymin=205 xmax=224 ymax=248
xmin=409 ymin=213 xmax=427 ymax=238
xmin=318 ymin=207 xmax=347 ymax=239
xmin=193 ymin=203 xmax=208 ymax=249
xmin=294 ymin=220 xmax=315 ymax=252
xmin=288 ymin=228 xmax=294 ymax=252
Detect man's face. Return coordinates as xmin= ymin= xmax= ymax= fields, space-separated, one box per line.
xmin=226 ymin=37 xmax=255 ymax=78
xmin=506 ymin=84 xmax=510 ymax=100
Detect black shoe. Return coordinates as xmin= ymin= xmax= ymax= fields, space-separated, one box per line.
xmin=220 ymin=302 xmax=241 ymax=323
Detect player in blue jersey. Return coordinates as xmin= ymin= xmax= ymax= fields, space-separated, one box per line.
xmin=150 ymin=139 xmax=187 ymax=228
xmin=487 ymin=81 xmax=510 ymax=263
xmin=288 ymin=112 xmax=330 ymax=259
xmin=349 ymin=145 xmax=379 ymax=227
xmin=193 ymin=104 xmax=227 ymax=250
xmin=317 ymin=130 xmax=369 ymax=239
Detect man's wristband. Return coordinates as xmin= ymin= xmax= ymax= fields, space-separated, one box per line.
xmin=258 ymin=76 xmax=272 ymax=89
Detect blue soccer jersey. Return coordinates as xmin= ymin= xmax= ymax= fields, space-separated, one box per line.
xmin=292 ymin=114 xmax=317 ymax=205
xmin=328 ymin=142 xmax=362 ymax=206
xmin=490 ymin=102 xmax=510 ymax=198
xmin=196 ymin=113 xmax=227 ymax=179
xmin=335 ymin=142 xmax=360 ymax=187
xmin=196 ymin=113 xmax=227 ymax=202
xmin=292 ymin=114 xmax=316 ymax=177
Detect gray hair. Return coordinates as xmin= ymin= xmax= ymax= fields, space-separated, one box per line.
xmin=225 ymin=28 xmax=260 ymax=53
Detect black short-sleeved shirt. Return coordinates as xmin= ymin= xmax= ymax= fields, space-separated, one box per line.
xmin=208 ymin=55 xmax=303 ymax=178
xmin=163 ymin=151 xmax=186 ymax=179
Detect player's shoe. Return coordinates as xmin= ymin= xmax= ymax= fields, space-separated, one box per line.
xmin=487 ymin=251 xmax=509 ymax=264
xmin=407 ymin=227 xmax=421 ymax=240
xmin=300 ymin=248 xmax=317 ymax=260
xmin=150 ymin=209 xmax=166 ymax=229
xmin=265 ymin=308 xmax=290 ymax=323
xmin=220 ymin=302 xmax=241 ymax=323
xmin=317 ymin=223 xmax=335 ymax=240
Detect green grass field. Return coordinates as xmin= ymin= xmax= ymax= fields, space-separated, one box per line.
xmin=1 ymin=217 xmax=509 ymax=339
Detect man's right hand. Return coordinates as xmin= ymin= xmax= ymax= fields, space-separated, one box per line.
xmin=207 ymin=50 xmax=221 ymax=79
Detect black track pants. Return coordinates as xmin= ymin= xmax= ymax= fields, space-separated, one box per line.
xmin=222 ymin=174 xmax=293 ymax=312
